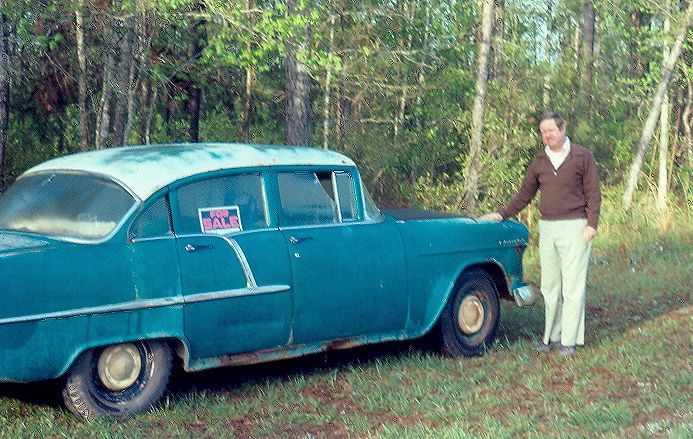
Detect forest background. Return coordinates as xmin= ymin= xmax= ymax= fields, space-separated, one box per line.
xmin=0 ymin=1 xmax=691 ymax=436
xmin=0 ymin=0 xmax=690 ymax=218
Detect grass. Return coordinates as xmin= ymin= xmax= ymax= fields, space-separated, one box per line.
xmin=1 ymin=198 xmax=691 ymax=438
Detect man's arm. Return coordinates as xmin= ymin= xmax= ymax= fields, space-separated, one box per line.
xmin=479 ymin=159 xmax=539 ymax=221
xmin=497 ymin=160 xmax=540 ymax=220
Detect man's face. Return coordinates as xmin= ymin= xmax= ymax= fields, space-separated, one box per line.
xmin=539 ymin=118 xmax=567 ymax=151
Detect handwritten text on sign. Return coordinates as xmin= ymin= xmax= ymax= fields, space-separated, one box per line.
xmin=198 ymin=206 xmax=242 ymax=234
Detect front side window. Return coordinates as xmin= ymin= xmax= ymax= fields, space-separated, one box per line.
xmin=175 ymin=173 xmax=266 ymax=235
xmin=278 ymin=172 xmax=338 ymax=226
xmin=278 ymin=170 xmax=360 ymax=226
xmin=334 ymin=171 xmax=357 ymax=221
xmin=0 ymin=172 xmax=136 ymax=240
xmin=363 ymin=185 xmax=383 ymax=221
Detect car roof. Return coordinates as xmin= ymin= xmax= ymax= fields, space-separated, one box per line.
xmin=24 ymin=143 xmax=357 ymax=200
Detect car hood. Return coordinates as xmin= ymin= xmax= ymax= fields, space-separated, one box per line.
xmin=0 ymin=232 xmax=52 ymax=256
xmin=382 ymin=207 xmax=468 ymax=221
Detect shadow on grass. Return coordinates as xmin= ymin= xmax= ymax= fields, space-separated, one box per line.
xmin=0 ymin=287 xmax=687 ymax=412
xmin=495 ymin=284 xmax=690 ymax=348
xmin=167 ymin=337 xmax=432 ymax=398
xmin=0 ymin=378 xmax=61 ymax=407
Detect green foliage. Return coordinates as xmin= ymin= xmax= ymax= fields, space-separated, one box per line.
xmin=0 ymin=0 xmax=690 ymax=218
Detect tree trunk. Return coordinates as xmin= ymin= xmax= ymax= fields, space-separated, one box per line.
xmin=95 ymin=10 xmax=119 ymax=150
xmin=657 ymin=7 xmax=671 ymax=211
xmin=75 ymin=0 xmax=89 ymax=151
xmin=630 ymin=9 xmax=648 ymax=78
xmin=414 ymin=0 xmax=431 ymax=133
xmin=622 ymin=1 xmax=692 ymax=208
xmin=284 ymin=0 xmax=312 ymax=145
xmin=187 ymin=17 xmax=204 ymax=143
xmin=242 ymin=0 xmax=253 ymax=143
xmin=137 ymin=7 xmax=152 ymax=145
xmin=683 ymin=72 xmax=692 ymax=166
xmin=322 ymin=14 xmax=336 ymax=149
xmin=394 ymin=0 xmax=415 ymax=138
xmin=112 ymin=16 xmax=136 ymax=147
xmin=580 ymin=0 xmax=595 ymax=114
xmin=491 ymin=0 xmax=504 ymax=79
xmin=544 ymin=0 xmax=554 ymax=110
xmin=573 ymin=17 xmax=580 ymax=78
xmin=464 ymin=0 xmax=494 ymax=212
xmin=335 ymin=80 xmax=343 ymax=147
xmin=0 ymin=1 xmax=9 ymax=192
xmin=188 ymin=86 xmax=201 ymax=142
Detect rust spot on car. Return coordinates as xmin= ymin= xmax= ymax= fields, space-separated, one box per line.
xmin=323 ymin=338 xmax=357 ymax=351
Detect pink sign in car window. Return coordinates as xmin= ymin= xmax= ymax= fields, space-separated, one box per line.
xmin=198 ymin=206 xmax=242 ymax=234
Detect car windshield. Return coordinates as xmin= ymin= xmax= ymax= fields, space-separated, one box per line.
xmin=0 ymin=172 xmax=136 ymax=240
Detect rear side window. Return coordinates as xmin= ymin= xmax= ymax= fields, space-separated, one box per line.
xmin=278 ymin=170 xmax=358 ymax=226
xmin=175 ymin=173 xmax=266 ymax=235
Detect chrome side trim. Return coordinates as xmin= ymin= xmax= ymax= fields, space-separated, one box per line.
xmin=174 ymin=233 xmax=260 ymax=288
xmin=129 ymin=234 xmax=176 ymax=244
xmin=183 ymin=285 xmax=290 ymax=303
xmin=0 ymin=297 xmax=183 ymax=325
xmin=222 ymin=237 xmax=258 ymax=288
xmin=331 ymin=172 xmax=343 ymax=223
xmin=0 ymin=285 xmax=291 ymax=325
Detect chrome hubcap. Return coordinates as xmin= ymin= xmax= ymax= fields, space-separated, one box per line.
xmin=97 ymin=343 xmax=142 ymax=391
xmin=458 ymin=294 xmax=485 ymax=334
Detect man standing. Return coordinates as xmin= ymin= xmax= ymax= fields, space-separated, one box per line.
xmin=480 ymin=112 xmax=601 ymax=357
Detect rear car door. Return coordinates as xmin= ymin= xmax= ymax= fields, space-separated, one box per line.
xmin=276 ymin=169 xmax=407 ymax=344
xmin=171 ymin=171 xmax=292 ymax=360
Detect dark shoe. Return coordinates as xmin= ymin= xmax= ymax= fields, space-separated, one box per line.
xmin=533 ymin=341 xmax=560 ymax=354
xmin=558 ymin=345 xmax=576 ymax=357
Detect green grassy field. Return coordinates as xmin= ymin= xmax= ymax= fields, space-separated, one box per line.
xmin=1 ymin=203 xmax=691 ymax=438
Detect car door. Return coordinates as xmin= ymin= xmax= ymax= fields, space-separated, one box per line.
xmin=171 ymin=171 xmax=293 ymax=360
xmin=276 ymin=169 xmax=407 ymax=344
xmin=126 ymin=193 xmax=182 ymax=305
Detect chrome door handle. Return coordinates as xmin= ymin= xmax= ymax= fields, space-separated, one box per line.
xmin=289 ymin=236 xmax=313 ymax=244
xmin=185 ymin=244 xmax=212 ymax=252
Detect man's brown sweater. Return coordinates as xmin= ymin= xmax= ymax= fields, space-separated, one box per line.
xmin=499 ymin=143 xmax=601 ymax=229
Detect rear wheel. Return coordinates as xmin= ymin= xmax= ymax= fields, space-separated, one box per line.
xmin=439 ymin=269 xmax=500 ymax=357
xmin=62 ymin=340 xmax=172 ymax=419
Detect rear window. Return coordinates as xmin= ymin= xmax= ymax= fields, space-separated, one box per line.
xmin=0 ymin=172 xmax=136 ymax=240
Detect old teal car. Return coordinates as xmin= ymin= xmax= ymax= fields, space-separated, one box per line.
xmin=0 ymin=143 xmax=534 ymax=419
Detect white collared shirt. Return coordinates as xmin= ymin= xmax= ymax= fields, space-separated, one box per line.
xmin=545 ymin=137 xmax=571 ymax=170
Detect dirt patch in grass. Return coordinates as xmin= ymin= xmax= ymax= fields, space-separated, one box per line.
xmin=266 ymin=420 xmax=351 ymax=439
xmin=229 ymin=415 xmax=257 ymax=439
xmin=300 ymin=379 xmax=360 ymax=413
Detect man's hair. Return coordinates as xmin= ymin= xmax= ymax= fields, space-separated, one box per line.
xmin=539 ymin=112 xmax=565 ymax=130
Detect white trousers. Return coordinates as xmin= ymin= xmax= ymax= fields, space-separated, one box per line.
xmin=539 ymin=218 xmax=592 ymax=346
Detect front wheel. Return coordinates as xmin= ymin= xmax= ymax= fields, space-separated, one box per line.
xmin=62 ymin=340 xmax=172 ymax=419
xmin=438 ymin=269 xmax=500 ymax=357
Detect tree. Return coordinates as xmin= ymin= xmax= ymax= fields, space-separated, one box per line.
xmin=464 ymin=0 xmax=494 ymax=212
xmin=658 ymin=2 xmax=672 ymax=211
xmin=579 ymin=0 xmax=595 ymax=114
xmin=0 ymin=0 xmax=8 ymax=192
xmin=623 ymin=1 xmax=692 ymax=208
xmin=284 ymin=0 xmax=312 ymax=145
xmin=95 ymin=3 xmax=120 ymax=149
xmin=75 ymin=0 xmax=89 ymax=151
